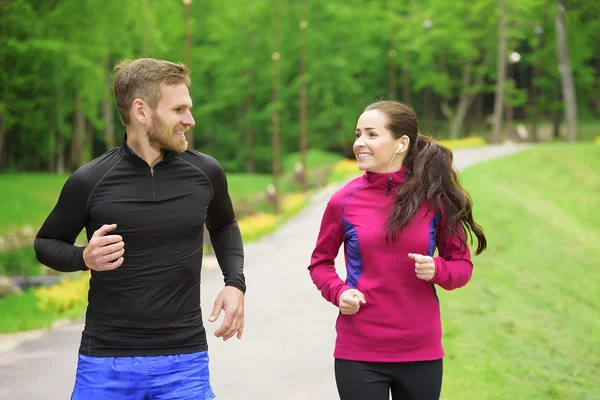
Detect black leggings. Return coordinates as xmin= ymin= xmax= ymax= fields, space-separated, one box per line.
xmin=334 ymin=358 xmax=443 ymax=400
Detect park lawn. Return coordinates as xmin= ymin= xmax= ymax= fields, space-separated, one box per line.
xmin=0 ymin=284 xmax=88 ymax=333
xmin=281 ymin=148 xmax=344 ymax=174
xmin=438 ymin=142 xmax=600 ymax=400
xmin=0 ymin=149 xmax=344 ymax=236
xmin=0 ymin=172 xmax=275 ymax=236
xmin=0 ymin=173 xmax=70 ymax=236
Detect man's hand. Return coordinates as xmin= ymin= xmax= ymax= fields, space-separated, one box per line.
xmin=338 ymin=289 xmax=366 ymax=315
xmin=83 ymin=224 xmax=125 ymax=271
xmin=408 ymin=253 xmax=436 ymax=281
xmin=208 ymin=286 xmax=245 ymax=341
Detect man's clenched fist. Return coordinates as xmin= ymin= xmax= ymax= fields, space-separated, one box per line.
xmin=83 ymin=224 xmax=125 ymax=271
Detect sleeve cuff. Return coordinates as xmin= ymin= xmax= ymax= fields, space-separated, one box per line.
xmin=225 ymin=281 xmax=246 ymax=294
xmin=335 ymin=284 xmax=352 ymax=306
xmin=75 ymin=246 xmax=89 ymax=271
xmin=431 ymin=257 xmax=442 ymax=283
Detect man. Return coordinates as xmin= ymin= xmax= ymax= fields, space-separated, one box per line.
xmin=34 ymin=58 xmax=245 ymax=400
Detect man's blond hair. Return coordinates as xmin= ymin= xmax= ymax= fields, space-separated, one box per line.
xmin=112 ymin=58 xmax=191 ymax=125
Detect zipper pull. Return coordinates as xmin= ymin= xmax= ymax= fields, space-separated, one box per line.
xmin=150 ymin=167 xmax=154 ymax=177
xmin=386 ymin=176 xmax=393 ymax=195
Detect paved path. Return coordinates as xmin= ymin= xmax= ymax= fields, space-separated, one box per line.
xmin=0 ymin=144 xmax=527 ymax=399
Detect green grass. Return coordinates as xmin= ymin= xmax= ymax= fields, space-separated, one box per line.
xmin=0 ymin=246 xmax=43 ymax=276
xmin=281 ymin=148 xmax=344 ymax=174
xmin=0 ymin=149 xmax=343 ymax=236
xmin=0 ymin=285 xmax=87 ymax=333
xmin=0 ymin=173 xmax=69 ymax=236
xmin=570 ymin=120 xmax=599 ymax=142
xmin=226 ymin=173 xmax=274 ymax=199
xmin=439 ymin=143 xmax=600 ymax=399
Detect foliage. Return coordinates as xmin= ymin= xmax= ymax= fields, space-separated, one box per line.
xmin=34 ymin=272 xmax=90 ymax=314
xmin=237 ymin=193 xmax=309 ymax=242
xmin=0 ymin=246 xmax=41 ymax=276
xmin=0 ymin=285 xmax=88 ymax=333
xmin=328 ymin=159 xmax=362 ymax=184
xmin=437 ymin=136 xmax=487 ymax=149
xmin=0 ymin=0 xmax=598 ymax=173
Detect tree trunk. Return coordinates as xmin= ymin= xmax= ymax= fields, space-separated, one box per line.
xmin=449 ymin=60 xmax=473 ymax=139
xmin=530 ymin=61 xmax=540 ymax=142
xmin=475 ymin=94 xmax=484 ymax=124
xmin=271 ymin=0 xmax=281 ymax=214
xmin=449 ymin=50 xmax=489 ymax=139
xmin=183 ymin=1 xmax=194 ymax=149
xmin=402 ymin=52 xmax=412 ymax=106
xmin=491 ymin=0 xmax=507 ymax=143
xmin=71 ymin=90 xmax=85 ymax=171
xmin=555 ymin=0 xmax=577 ymax=142
xmin=143 ymin=0 xmax=151 ymax=57
xmin=86 ymin=122 xmax=94 ymax=163
xmin=400 ymin=2 xmax=413 ymax=106
xmin=0 ymin=105 xmax=5 ymax=171
xmin=387 ymin=12 xmax=397 ymax=101
xmin=55 ymin=79 xmax=65 ymax=174
xmin=505 ymin=63 xmax=514 ymax=140
xmin=245 ymin=72 xmax=254 ymax=173
xmin=245 ymin=0 xmax=255 ymax=174
xmin=103 ymin=56 xmax=115 ymax=150
xmin=595 ymin=58 xmax=600 ymax=114
xmin=235 ymin=103 xmax=243 ymax=146
xmin=299 ymin=0 xmax=308 ymax=192
xmin=553 ymin=86 xmax=561 ymax=139
xmin=422 ymin=88 xmax=433 ymax=130
xmin=552 ymin=110 xmax=561 ymax=139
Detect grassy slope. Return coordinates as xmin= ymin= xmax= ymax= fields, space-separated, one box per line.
xmin=439 ymin=143 xmax=600 ymax=400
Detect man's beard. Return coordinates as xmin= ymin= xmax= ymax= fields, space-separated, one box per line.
xmin=147 ymin=114 xmax=188 ymax=153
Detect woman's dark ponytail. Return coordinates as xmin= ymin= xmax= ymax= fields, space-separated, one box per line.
xmin=387 ymin=133 xmax=487 ymax=255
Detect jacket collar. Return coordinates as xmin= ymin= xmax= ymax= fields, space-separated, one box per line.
xmin=364 ymin=165 xmax=408 ymax=194
xmin=119 ymin=132 xmax=177 ymax=167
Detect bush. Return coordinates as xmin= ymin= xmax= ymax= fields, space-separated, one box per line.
xmin=237 ymin=213 xmax=278 ymax=242
xmin=281 ymin=193 xmax=308 ymax=215
xmin=35 ymin=272 xmax=90 ymax=314
xmin=0 ymin=246 xmax=42 ymax=276
xmin=328 ymin=159 xmax=361 ymax=184
xmin=437 ymin=136 xmax=486 ymax=149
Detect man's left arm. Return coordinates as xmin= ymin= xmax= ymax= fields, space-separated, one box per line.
xmin=204 ymin=157 xmax=245 ymax=340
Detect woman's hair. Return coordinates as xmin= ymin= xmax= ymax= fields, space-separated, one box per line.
xmin=364 ymin=101 xmax=487 ymax=255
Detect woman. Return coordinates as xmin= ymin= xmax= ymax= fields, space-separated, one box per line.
xmin=308 ymin=101 xmax=487 ymax=400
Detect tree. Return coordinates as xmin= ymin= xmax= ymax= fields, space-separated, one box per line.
xmin=491 ymin=0 xmax=507 ymax=143
xmin=555 ymin=0 xmax=577 ymax=141
xmin=271 ymin=0 xmax=281 ymax=213
xmin=298 ymin=0 xmax=308 ymax=192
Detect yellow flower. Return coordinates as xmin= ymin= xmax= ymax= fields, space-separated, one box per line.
xmin=437 ymin=136 xmax=486 ymax=149
xmin=238 ymin=213 xmax=278 ymax=241
xmin=35 ymin=272 xmax=90 ymax=313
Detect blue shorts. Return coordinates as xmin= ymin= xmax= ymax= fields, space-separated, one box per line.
xmin=71 ymin=351 xmax=216 ymax=400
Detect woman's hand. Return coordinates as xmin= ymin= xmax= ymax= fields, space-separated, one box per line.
xmin=338 ymin=289 xmax=366 ymax=315
xmin=408 ymin=253 xmax=436 ymax=281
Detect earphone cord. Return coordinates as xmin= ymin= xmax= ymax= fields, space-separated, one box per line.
xmin=387 ymin=152 xmax=398 ymax=173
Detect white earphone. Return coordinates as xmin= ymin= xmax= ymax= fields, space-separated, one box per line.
xmin=395 ymin=143 xmax=404 ymax=154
